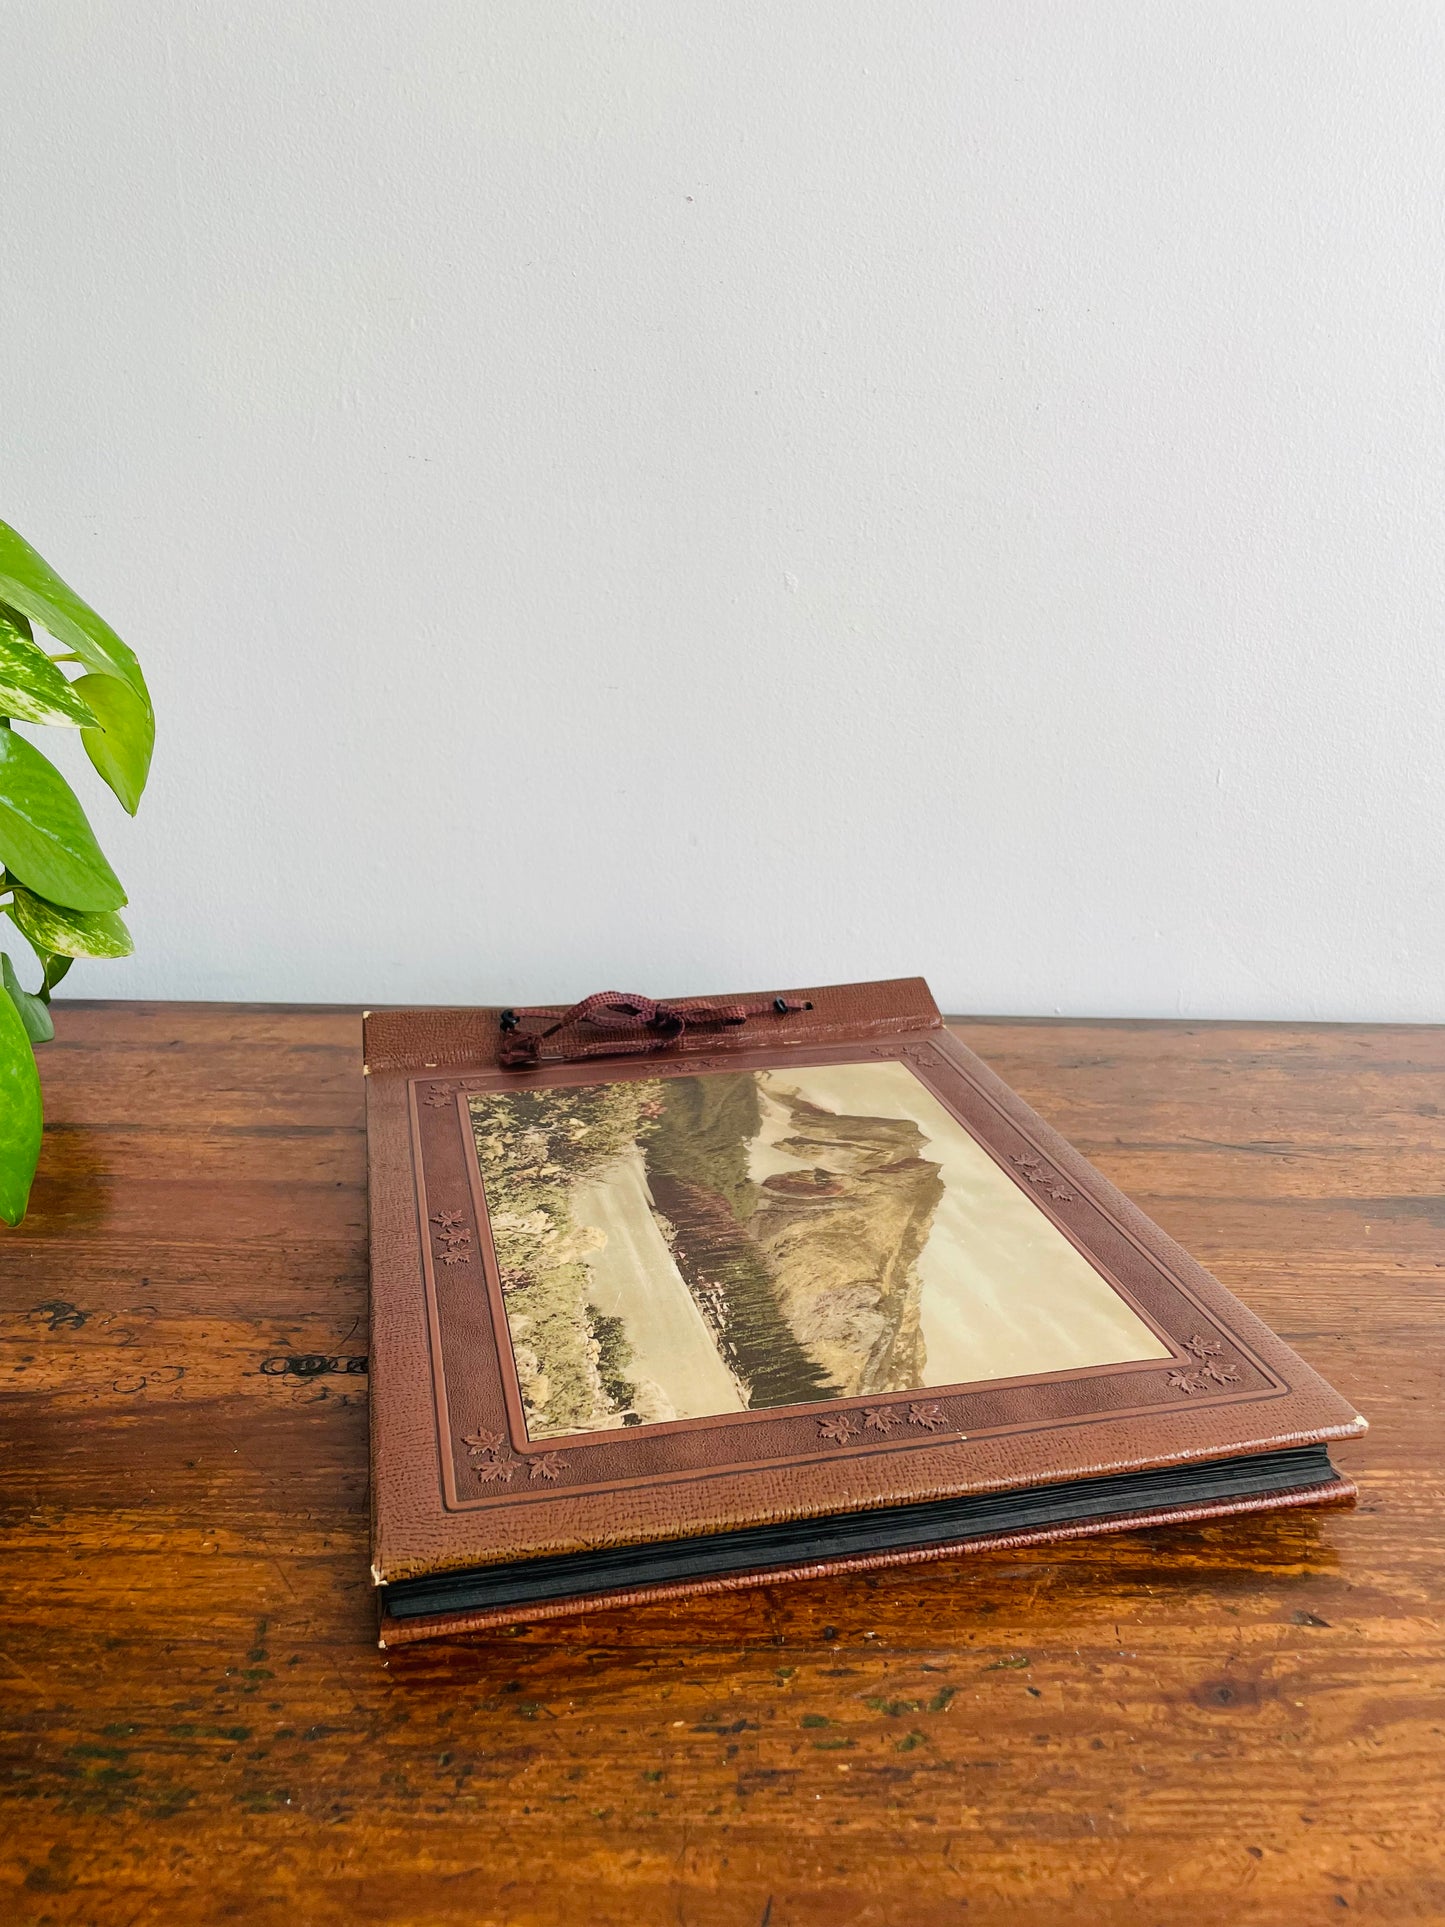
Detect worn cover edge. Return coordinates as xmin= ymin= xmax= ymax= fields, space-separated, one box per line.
xmin=376 ymin=1476 xmax=1357 ymax=1647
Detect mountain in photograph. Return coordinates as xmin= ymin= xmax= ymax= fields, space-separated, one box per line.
xmin=469 ymin=1067 xmax=949 ymax=1439
xmin=645 ymin=1075 xmax=944 ymax=1405
xmin=745 ymin=1089 xmax=943 ymax=1398
xmin=643 ymin=1071 xmax=838 ymax=1409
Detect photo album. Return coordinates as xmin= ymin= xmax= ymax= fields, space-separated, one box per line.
xmin=363 ymin=980 xmax=1364 ymax=1646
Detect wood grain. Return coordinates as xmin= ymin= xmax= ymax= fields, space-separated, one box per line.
xmin=1 ymin=1003 xmax=1441 ymax=1926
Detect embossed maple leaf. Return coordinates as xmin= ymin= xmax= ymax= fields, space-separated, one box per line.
xmin=1202 ymin=1360 xmax=1239 ymax=1385
xmin=817 ymin=1414 xmax=855 ymax=1444
xmin=1184 ymin=1333 xmax=1222 ymax=1360
xmin=474 ymin=1457 xmax=514 ymax=1483
xmin=908 ymin=1402 xmax=947 ymax=1431
xmin=424 ymin=1083 xmax=459 ymax=1107
xmin=863 ymin=1407 xmax=898 ymax=1433
xmin=1012 ymin=1153 xmax=1074 ymax=1202
xmin=440 ymin=1249 xmax=472 ymax=1265
xmin=530 ymin=1453 xmax=566 ymax=1482
xmin=462 ymin=1429 xmax=505 ymax=1457
xmin=1166 ymin=1368 xmax=1208 ymax=1394
xmin=431 ymin=1210 xmax=467 ymax=1231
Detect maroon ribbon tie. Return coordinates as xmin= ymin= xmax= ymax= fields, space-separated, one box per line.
xmin=497 ymin=990 xmax=813 ymax=1069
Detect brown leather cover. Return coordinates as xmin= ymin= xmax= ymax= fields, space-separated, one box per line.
xmin=364 ymin=978 xmax=1365 ymax=1646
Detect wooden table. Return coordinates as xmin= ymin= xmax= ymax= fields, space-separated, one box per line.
xmin=2 ymin=1005 xmax=1441 ymax=1925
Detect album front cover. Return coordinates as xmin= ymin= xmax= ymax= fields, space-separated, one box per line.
xmin=363 ymin=980 xmax=1363 ymax=1646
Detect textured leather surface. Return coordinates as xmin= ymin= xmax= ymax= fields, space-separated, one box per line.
xmin=364 ymin=978 xmax=1366 ymax=1633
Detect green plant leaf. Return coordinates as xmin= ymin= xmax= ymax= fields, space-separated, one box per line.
xmin=75 ymin=672 xmax=152 ymax=814
xmin=40 ymin=951 xmax=74 ymax=1002
xmin=1 ymin=951 xmax=54 ymax=1044
xmin=0 ymin=729 xmax=126 ymax=911
xmin=8 ymin=884 xmax=133 ymax=960
xmin=0 ymin=961 xmax=42 ymax=1223
xmin=0 ymin=606 xmax=100 ymax=728
xmin=0 ymin=598 xmax=34 ymax=643
xmin=0 ymin=522 xmax=151 ymax=712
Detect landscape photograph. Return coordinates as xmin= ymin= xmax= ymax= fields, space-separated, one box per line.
xmin=468 ymin=1060 xmax=1170 ymax=1441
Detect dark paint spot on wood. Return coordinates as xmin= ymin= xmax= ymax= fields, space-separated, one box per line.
xmin=260 ymin=1354 xmax=368 ymax=1379
xmin=1191 ymin=1678 xmax=1261 ymax=1710
xmin=30 ymin=1300 xmax=87 ymax=1330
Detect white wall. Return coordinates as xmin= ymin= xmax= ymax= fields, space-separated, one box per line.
xmin=2 ymin=3 xmax=1441 ymax=1019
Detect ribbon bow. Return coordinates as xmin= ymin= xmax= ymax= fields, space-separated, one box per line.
xmin=497 ymin=990 xmax=813 ymax=1069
